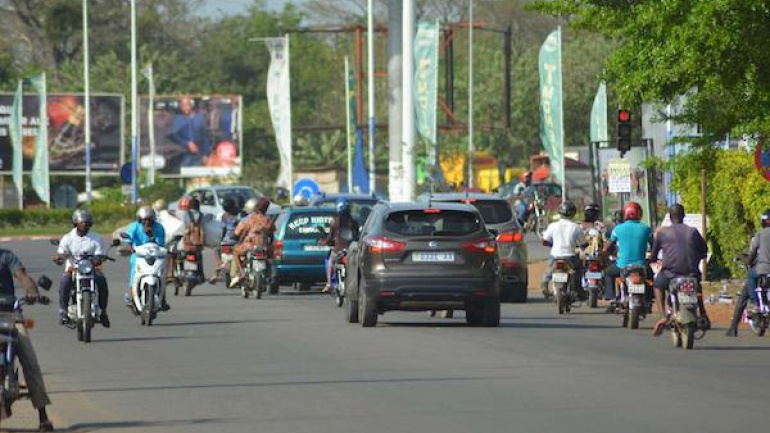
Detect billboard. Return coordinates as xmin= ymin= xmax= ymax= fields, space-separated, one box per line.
xmin=0 ymin=93 xmax=124 ymax=173
xmin=139 ymin=95 xmax=242 ymax=177
xmin=597 ymin=147 xmax=653 ymax=227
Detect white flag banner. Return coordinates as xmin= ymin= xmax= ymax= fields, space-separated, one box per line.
xmin=266 ymin=36 xmax=293 ymax=189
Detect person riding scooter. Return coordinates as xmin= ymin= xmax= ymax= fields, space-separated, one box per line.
xmin=541 ymin=201 xmax=588 ymax=298
xmin=125 ymin=206 xmax=170 ymax=311
xmin=231 ymin=198 xmax=274 ymax=287
xmin=602 ymin=202 xmax=653 ymax=306
xmin=53 ymin=209 xmax=111 ymax=328
xmin=323 ymin=198 xmax=360 ymax=293
xmin=181 ymin=196 xmax=205 ymax=283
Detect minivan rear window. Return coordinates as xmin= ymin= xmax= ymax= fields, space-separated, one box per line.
xmin=384 ymin=210 xmax=482 ymax=237
xmin=284 ymin=212 xmax=334 ymax=239
xmin=462 ymin=200 xmax=513 ymax=225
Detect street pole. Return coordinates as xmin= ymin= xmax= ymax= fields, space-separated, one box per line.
xmin=387 ymin=0 xmax=403 ymax=202
xmin=557 ymin=26 xmax=566 ymax=201
xmin=402 ymin=0 xmax=415 ymax=201
xmin=345 ymin=56 xmax=353 ymax=190
xmin=287 ymin=33 xmax=293 ymax=188
xmin=130 ymin=0 xmax=138 ymax=204
xmin=83 ymin=0 xmax=92 ymax=204
xmin=467 ymin=0 xmax=474 ymax=189
xmin=367 ymin=0 xmax=376 ymax=194
xmin=145 ymin=64 xmax=156 ymax=186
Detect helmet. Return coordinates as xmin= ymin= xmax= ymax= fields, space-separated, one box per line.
xmin=244 ymin=198 xmax=258 ymax=214
xmin=189 ymin=197 xmax=200 ymax=211
xmin=584 ymin=203 xmax=600 ymax=223
xmin=336 ymin=197 xmax=351 ymax=215
xmin=256 ymin=197 xmax=271 ymax=214
xmin=623 ymin=202 xmax=642 ymax=221
xmin=71 ymin=208 xmax=93 ymax=226
xmin=152 ymin=199 xmax=167 ymax=213
xmin=178 ymin=196 xmax=191 ymax=212
xmin=293 ymin=194 xmax=308 ymax=206
xmin=136 ymin=206 xmax=156 ymax=222
xmin=558 ymin=200 xmax=577 ymax=219
xmin=761 ymin=209 xmax=770 ymax=228
xmin=221 ymin=196 xmax=238 ymax=215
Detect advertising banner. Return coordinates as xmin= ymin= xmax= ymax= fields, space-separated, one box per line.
xmin=139 ymin=95 xmax=242 ymax=177
xmin=0 ymin=93 xmax=124 ymax=173
xmin=538 ymin=29 xmax=564 ymax=185
xmin=266 ymin=36 xmax=292 ymax=189
xmin=29 ymin=74 xmax=50 ymax=205
xmin=597 ymin=147 xmax=652 ymax=226
xmin=590 ymin=82 xmax=608 ymax=144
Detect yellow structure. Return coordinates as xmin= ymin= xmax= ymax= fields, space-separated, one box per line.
xmin=439 ymin=151 xmax=521 ymax=192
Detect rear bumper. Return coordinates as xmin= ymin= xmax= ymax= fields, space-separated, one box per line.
xmin=273 ymin=262 xmax=326 ymax=283
xmin=363 ymin=276 xmax=498 ymax=311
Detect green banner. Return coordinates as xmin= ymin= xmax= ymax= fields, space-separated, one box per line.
xmin=10 ymin=80 xmax=23 ymax=207
xmin=347 ymin=58 xmax=357 ymax=145
xmin=590 ymin=81 xmax=608 ymax=144
xmin=414 ymin=20 xmax=439 ymax=146
xmin=29 ymin=73 xmax=50 ymax=205
xmin=538 ymin=29 xmax=564 ymax=185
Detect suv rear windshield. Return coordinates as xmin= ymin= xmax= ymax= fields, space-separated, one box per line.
xmin=284 ymin=212 xmax=334 ymax=239
xmin=316 ymin=199 xmax=378 ymax=225
xmin=384 ymin=210 xmax=483 ymax=237
xmin=462 ymin=200 xmax=513 ymax=225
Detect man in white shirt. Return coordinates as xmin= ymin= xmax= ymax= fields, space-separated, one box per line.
xmin=541 ymin=201 xmax=587 ymax=297
xmin=53 ymin=209 xmax=111 ymax=328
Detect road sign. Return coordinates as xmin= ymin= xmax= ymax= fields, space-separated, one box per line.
xmin=607 ymin=159 xmax=632 ymax=193
xmin=120 ymin=162 xmax=134 ymax=185
xmin=293 ymin=178 xmax=320 ymax=201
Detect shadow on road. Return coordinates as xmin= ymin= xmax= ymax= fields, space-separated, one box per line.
xmin=697 ymin=345 xmax=770 ymax=351
xmin=91 ymin=336 xmax=188 ymax=344
xmin=52 ymin=417 xmax=226 ymax=432
xmin=501 ymin=321 xmax=616 ymax=330
xmin=154 ymin=319 xmax=281 ymax=327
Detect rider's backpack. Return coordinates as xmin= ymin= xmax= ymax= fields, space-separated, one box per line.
xmin=184 ymin=211 xmax=205 ymax=249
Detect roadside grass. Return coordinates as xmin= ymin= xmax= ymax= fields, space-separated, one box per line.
xmin=0 ymin=223 xmax=129 ymax=239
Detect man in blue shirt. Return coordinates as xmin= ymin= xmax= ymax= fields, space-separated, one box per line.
xmin=603 ymin=202 xmax=653 ymax=303
xmin=170 ymin=97 xmax=211 ymax=167
xmin=125 ymin=206 xmax=169 ymax=311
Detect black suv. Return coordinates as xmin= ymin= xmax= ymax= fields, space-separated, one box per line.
xmin=344 ymin=202 xmax=501 ymax=327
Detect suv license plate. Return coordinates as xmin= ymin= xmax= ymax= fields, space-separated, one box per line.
xmin=552 ymin=273 xmax=569 ymax=283
xmin=627 ymin=283 xmax=646 ymax=294
xmin=305 ymin=245 xmax=331 ymax=252
xmin=412 ymin=252 xmax=455 ymax=263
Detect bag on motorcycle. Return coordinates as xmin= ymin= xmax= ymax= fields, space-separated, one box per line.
xmin=184 ymin=212 xmax=205 ymax=249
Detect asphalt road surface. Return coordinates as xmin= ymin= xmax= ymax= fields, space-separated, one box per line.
xmin=2 ymin=239 xmax=767 ymax=433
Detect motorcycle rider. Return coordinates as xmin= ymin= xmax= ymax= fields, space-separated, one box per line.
xmin=53 ymin=209 xmax=110 ymax=328
xmin=210 ymin=196 xmax=242 ymax=284
xmin=726 ymin=209 xmax=770 ymax=336
xmin=602 ymin=202 xmax=653 ymax=306
xmin=230 ymin=197 xmax=274 ymax=287
xmin=125 ymin=206 xmax=170 ymax=311
xmin=541 ymin=200 xmax=588 ymax=296
xmin=323 ymin=198 xmax=360 ymax=293
xmin=0 ymin=248 xmax=53 ymax=432
xmin=181 ymin=196 xmax=205 ymax=282
xmin=650 ymin=203 xmax=710 ymax=335
xmin=581 ymin=203 xmax=608 ymax=255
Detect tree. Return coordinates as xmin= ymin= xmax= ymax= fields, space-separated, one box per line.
xmin=532 ymin=0 xmax=770 ymax=139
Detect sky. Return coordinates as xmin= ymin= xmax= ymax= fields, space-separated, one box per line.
xmin=202 ymin=0 xmax=303 ymax=15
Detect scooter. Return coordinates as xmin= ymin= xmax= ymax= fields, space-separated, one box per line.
xmin=551 ymin=259 xmax=577 ymax=314
xmin=0 ymin=277 xmax=51 ymax=427
xmin=218 ymin=240 xmax=236 ymax=288
xmin=616 ymin=265 xmax=651 ymax=329
xmin=581 ymin=228 xmax=604 ymax=308
xmin=50 ymin=239 xmax=117 ymax=343
xmin=332 ymin=249 xmax=348 ymax=307
xmin=240 ymin=246 xmax=268 ymax=299
xmin=667 ymin=276 xmax=709 ymax=350
xmin=120 ymin=232 xmax=170 ymax=326
xmin=179 ymin=249 xmax=203 ymax=297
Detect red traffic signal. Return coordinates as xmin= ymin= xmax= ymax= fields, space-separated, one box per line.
xmin=618 ymin=109 xmax=631 ymax=123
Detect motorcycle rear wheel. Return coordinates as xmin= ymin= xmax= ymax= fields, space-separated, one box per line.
xmin=256 ymin=274 xmax=264 ymax=300
xmin=683 ymin=323 xmax=696 ymax=350
xmin=630 ymin=308 xmax=641 ymax=330
xmin=184 ymin=281 xmax=194 ymax=297
xmin=670 ymin=327 xmax=682 ymax=348
xmin=621 ymin=309 xmax=629 ymax=328
xmin=748 ymin=316 xmax=767 ymax=337
xmin=588 ymin=289 xmax=598 ymax=309
xmin=556 ymin=290 xmax=565 ymax=315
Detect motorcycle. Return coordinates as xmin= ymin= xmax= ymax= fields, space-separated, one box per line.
xmin=667 ymin=276 xmax=708 ymax=350
xmin=239 ymin=246 xmax=268 ymax=299
xmin=218 ymin=240 xmax=236 ymax=288
xmin=120 ymin=232 xmax=168 ymax=326
xmin=331 ymin=249 xmax=348 ymax=307
xmin=745 ymin=274 xmax=770 ymax=337
xmin=615 ymin=265 xmax=651 ymax=329
xmin=550 ymin=259 xmax=577 ymax=314
xmin=178 ymin=249 xmax=203 ymax=297
xmin=522 ymin=191 xmax=549 ymax=239
xmin=50 ymin=239 xmax=117 ymax=343
xmin=581 ymin=228 xmax=604 ymax=309
xmin=0 ymin=278 xmax=50 ymax=427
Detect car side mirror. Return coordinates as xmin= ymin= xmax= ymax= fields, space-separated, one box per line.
xmin=172 ymin=235 xmax=183 ymax=243
xmin=111 ymin=238 xmax=121 ymax=247
xmin=119 ymin=232 xmax=129 ymax=240
xmin=49 ymin=238 xmax=59 ymax=246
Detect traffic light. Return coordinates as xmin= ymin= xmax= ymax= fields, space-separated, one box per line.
xmin=617 ymin=109 xmax=632 ymax=153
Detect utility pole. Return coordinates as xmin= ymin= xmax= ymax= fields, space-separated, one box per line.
xmin=402 ymin=0 xmax=415 ymax=200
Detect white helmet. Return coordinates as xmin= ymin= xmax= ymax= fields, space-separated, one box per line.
xmin=244 ymin=198 xmax=258 ymax=214
xmin=72 ymin=208 xmax=94 ymax=226
xmin=136 ymin=206 xmax=156 ymax=221
xmin=293 ymin=194 xmax=308 ymax=206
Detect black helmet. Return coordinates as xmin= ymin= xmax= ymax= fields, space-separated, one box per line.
xmin=584 ymin=203 xmax=600 ymax=223
xmin=559 ymin=200 xmax=577 ymax=219
xmin=761 ymin=209 xmax=770 ymax=228
xmin=221 ymin=196 xmax=238 ymax=215
xmin=189 ymin=197 xmax=201 ymax=211
xmin=336 ymin=198 xmax=351 ymax=215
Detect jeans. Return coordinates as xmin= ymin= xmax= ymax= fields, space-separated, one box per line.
xmin=728 ymin=268 xmax=758 ymax=331
xmin=604 ymin=264 xmax=621 ymax=300
xmin=59 ymin=272 xmax=109 ymax=314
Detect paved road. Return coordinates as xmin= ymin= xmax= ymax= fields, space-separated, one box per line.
xmin=2 ymin=240 xmax=767 ymax=433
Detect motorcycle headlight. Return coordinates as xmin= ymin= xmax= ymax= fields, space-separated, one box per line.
xmin=78 ymin=261 xmax=93 ymax=275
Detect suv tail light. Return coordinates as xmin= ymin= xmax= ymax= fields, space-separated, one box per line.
xmin=274 ymin=240 xmax=283 ymax=259
xmin=366 ymin=236 xmax=406 ymax=253
xmin=462 ymin=237 xmax=496 ymax=254
xmin=497 ymin=231 xmax=523 ymax=243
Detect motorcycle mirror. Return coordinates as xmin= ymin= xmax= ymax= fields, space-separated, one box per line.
xmin=37 ymin=275 xmax=52 ymax=291
xmin=111 ymin=238 xmax=121 ymax=247
xmin=172 ymin=235 xmax=183 ymax=243
xmin=49 ymin=238 xmax=59 ymax=246
xmin=119 ymin=232 xmax=129 ymax=239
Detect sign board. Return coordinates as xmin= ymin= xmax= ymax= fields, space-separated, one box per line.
xmin=607 ymin=159 xmax=632 ymax=193
xmin=597 ymin=147 xmax=653 ymax=227
xmin=293 ymin=178 xmax=320 ymax=201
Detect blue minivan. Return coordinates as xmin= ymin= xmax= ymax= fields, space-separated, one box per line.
xmin=270 ymin=207 xmax=336 ymax=293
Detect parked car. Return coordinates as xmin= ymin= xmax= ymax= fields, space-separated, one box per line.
xmin=308 ymin=193 xmax=382 ymax=226
xmin=169 ymin=185 xmax=279 ymax=220
xmin=417 ymin=193 xmax=529 ymax=302
xmin=270 ymin=207 xmax=336 ymax=293
xmin=345 ymin=201 xmax=501 ymax=327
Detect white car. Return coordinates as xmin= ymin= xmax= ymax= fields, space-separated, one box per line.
xmin=169 ymin=186 xmax=278 ymax=220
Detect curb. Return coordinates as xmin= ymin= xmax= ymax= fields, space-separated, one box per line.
xmin=0 ymin=236 xmax=54 ymax=242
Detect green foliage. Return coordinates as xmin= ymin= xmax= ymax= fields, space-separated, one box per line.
xmin=0 ymin=200 xmax=134 ymax=232
xmin=670 ymin=149 xmax=770 ymax=277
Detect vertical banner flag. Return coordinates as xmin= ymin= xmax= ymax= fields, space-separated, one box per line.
xmin=29 ymin=73 xmax=50 ymax=205
xmin=538 ymin=30 xmax=564 ymax=185
xmin=9 ymin=80 xmax=23 ymax=207
xmin=590 ymin=81 xmax=608 ymax=144
xmin=348 ymin=60 xmax=369 ymax=194
xmin=266 ymin=36 xmax=293 ymax=189
xmin=413 ymin=20 xmax=443 ymax=186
